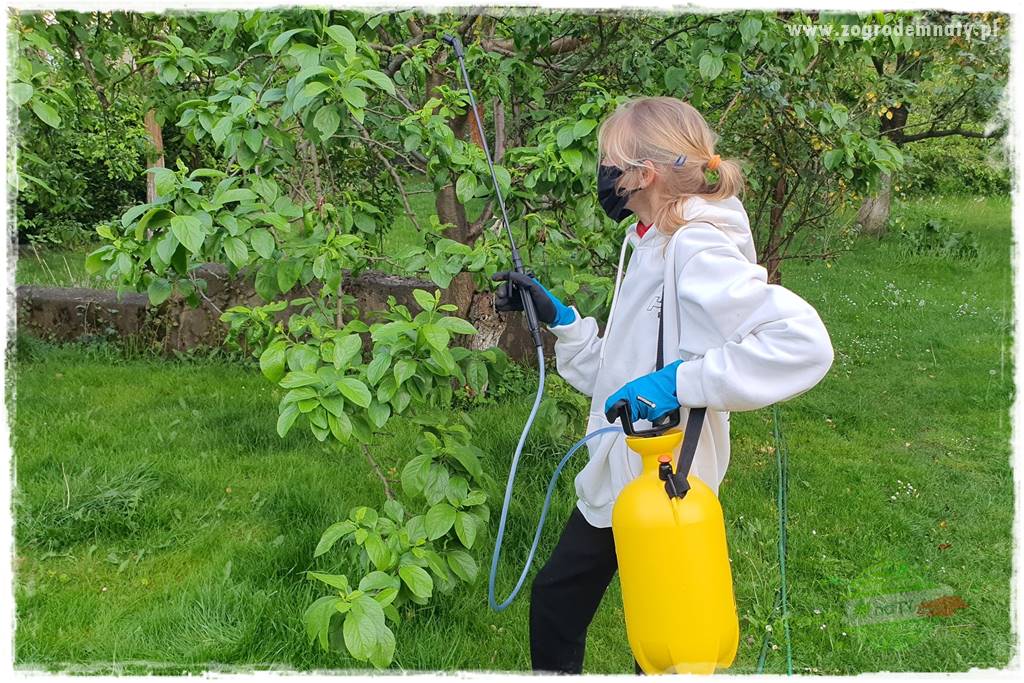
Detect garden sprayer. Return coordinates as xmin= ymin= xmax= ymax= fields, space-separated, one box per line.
xmin=444 ymin=34 xmax=739 ymax=674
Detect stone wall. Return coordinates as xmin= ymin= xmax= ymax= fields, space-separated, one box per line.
xmin=14 ymin=265 xmax=553 ymax=364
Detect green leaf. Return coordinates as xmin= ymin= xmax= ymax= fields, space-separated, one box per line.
xmin=306 ymin=571 xmax=352 ymax=591
xmin=421 ymin=323 xmax=450 ymax=352
xmin=147 ymin=278 xmax=172 ymax=306
xmin=359 ymin=69 xmax=395 ymax=96
xmin=424 ymin=502 xmax=456 ymax=540
xmin=698 ymin=52 xmax=724 ymax=81
xmin=169 ymin=215 xmax=206 ymax=254
xmin=321 ymin=394 xmax=345 ymax=417
xmin=211 ymin=115 xmax=233 ymax=146
xmin=823 ymin=148 xmax=845 ymax=171
xmin=336 ymin=377 xmax=372 ymax=408
xmin=217 ymin=188 xmax=258 ymax=204
xmin=447 ymin=549 xmax=478 ymax=583
xmin=573 ymin=119 xmax=597 ymax=138
xmin=430 ymin=347 xmax=456 ymax=375
xmin=561 ymin=148 xmax=583 ymax=172
xmin=135 ymin=206 xmax=174 ymax=239
xmin=831 ymin=107 xmax=849 ymax=129
xmin=249 ymin=228 xmax=275 ymax=259
xmin=359 ymin=571 xmax=399 ymax=592
xmin=280 ymin=370 xmax=321 ymax=388
xmin=368 ymin=624 xmax=396 ymax=669
xmin=382 ymin=498 xmax=404 ymax=523
xmin=401 ymin=453 xmax=431 ymax=497
xmin=437 ymin=317 xmax=477 ymax=335
xmin=366 ymin=351 xmax=391 ymax=385
xmin=466 ymin=360 xmax=487 ymax=393
xmin=493 ymin=165 xmax=511 ymax=195
xmin=260 ymin=341 xmax=288 ymax=382
xmin=303 ymin=81 xmax=330 ymax=99
xmin=152 ymin=167 xmax=177 ymax=197
xmin=11 ymin=82 xmax=33 ymax=106
xmin=277 ymin=258 xmax=302 ymax=292
xmin=664 ymin=66 xmax=689 ymax=94
xmin=556 ymin=125 xmax=576 ymax=149
xmin=304 ymin=595 xmax=342 ymax=651
xmin=454 ymin=511 xmax=478 ymax=549
xmin=270 ymin=28 xmax=310 ymax=55
xmin=393 ymin=359 xmax=416 ymax=386
xmin=223 ymin=236 xmax=249 ymax=268
xmin=31 ymin=99 xmax=61 ymax=128
xmin=398 ymin=564 xmax=433 ymax=599
xmin=340 ymin=85 xmax=367 ymax=109
xmin=367 ymin=399 xmax=391 ymax=429
xmin=739 ymin=16 xmax=763 ymax=45
xmin=333 ymin=334 xmax=363 ymax=369
xmin=343 ymin=594 xmax=387 ymax=662
xmin=328 ymin=411 xmax=353 ymax=442
xmin=243 ymin=128 xmax=263 ymax=152
xmin=364 ymin=533 xmax=392 ymax=570
xmin=450 ymin=445 xmax=483 ymax=480
xmin=455 ymin=172 xmax=477 ymax=204
xmin=252 ymin=177 xmax=279 ymax=204
xmin=313 ymin=104 xmax=341 ymax=139
xmin=325 ymin=24 xmax=357 ymax=53
xmin=314 ymin=520 xmax=356 ymax=557
xmin=423 ymin=464 xmax=450 ymax=506
xmin=277 ymin=403 xmax=299 ymax=437
xmin=155 ymin=232 xmax=179 ymax=265
xmin=412 ymin=288 xmax=436 ymax=312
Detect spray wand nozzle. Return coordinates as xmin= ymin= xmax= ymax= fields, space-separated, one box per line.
xmin=443 ymin=33 xmax=543 ymax=350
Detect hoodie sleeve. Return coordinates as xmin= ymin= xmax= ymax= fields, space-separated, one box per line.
xmin=672 ymin=225 xmax=834 ymax=412
xmin=547 ymin=307 xmax=604 ymax=397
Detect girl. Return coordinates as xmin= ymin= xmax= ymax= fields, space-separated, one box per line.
xmin=493 ymin=96 xmax=834 ymax=673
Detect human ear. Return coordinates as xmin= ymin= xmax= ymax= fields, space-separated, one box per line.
xmin=638 ymin=160 xmax=658 ymax=189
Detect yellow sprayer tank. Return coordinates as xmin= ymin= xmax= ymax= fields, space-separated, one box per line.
xmin=611 ymin=425 xmax=739 ymax=674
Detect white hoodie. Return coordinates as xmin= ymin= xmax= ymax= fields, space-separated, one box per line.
xmin=549 ymin=195 xmax=834 ymax=528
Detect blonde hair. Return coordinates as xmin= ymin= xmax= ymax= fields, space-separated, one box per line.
xmin=597 ymin=97 xmax=744 ymax=236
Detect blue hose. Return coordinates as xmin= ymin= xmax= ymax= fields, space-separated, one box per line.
xmin=488 ymin=345 xmax=622 ymax=611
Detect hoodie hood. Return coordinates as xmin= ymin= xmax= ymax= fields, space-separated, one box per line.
xmin=599 ymin=195 xmax=756 ymax=366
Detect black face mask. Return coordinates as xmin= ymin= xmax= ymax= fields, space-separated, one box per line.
xmin=597 ymin=165 xmax=635 ymax=222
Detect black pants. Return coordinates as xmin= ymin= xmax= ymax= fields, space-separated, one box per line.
xmin=530 ymin=507 xmax=643 ymax=674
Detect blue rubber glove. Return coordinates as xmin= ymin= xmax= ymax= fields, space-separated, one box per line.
xmin=492 ymin=271 xmax=576 ymax=327
xmin=604 ymin=360 xmax=684 ymax=422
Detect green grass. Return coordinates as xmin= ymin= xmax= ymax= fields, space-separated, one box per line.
xmin=11 ymin=196 xmax=1014 ymax=673
xmin=14 ymin=241 xmax=111 ymax=289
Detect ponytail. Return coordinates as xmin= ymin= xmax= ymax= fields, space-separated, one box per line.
xmin=701 ymin=157 xmax=744 ymax=202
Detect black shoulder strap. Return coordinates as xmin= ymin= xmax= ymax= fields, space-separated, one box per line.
xmin=657 ymin=285 xmax=706 ymax=488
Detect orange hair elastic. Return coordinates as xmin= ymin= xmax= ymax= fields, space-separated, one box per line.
xmin=706 ymin=154 xmax=721 ymax=171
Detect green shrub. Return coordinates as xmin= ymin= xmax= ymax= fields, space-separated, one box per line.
xmin=899 ymin=136 xmax=1009 ymax=198
xmin=896 ymin=217 xmax=980 ymax=261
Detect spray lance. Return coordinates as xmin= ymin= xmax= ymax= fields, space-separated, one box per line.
xmin=442 ymin=34 xmax=682 ymax=613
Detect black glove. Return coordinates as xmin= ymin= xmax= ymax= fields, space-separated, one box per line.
xmin=491 ymin=271 xmax=576 ymax=327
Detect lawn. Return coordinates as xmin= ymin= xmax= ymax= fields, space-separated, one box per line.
xmin=10 ymin=195 xmax=1014 ymax=674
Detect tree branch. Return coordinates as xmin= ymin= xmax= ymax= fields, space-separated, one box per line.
xmin=362 ymin=443 xmax=395 ymax=499
xmin=899 ymin=126 xmax=1002 ymax=144
xmin=354 ymin=121 xmax=423 ymax=232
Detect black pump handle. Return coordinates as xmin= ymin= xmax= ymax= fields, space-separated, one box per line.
xmin=605 ymin=399 xmax=681 ymax=437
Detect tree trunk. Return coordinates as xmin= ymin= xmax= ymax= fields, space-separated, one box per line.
xmin=425 ymin=45 xmax=510 ymax=354
xmin=856 ymin=172 xmax=893 ymax=238
xmin=763 ymin=174 xmax=788 ymax=285
xmin=143 ymin=108 xmax=164 ymax=204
